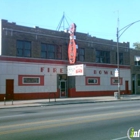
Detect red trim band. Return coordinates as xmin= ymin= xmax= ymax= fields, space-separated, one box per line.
xmin=0 ymin=56 xmax=130 ymax=69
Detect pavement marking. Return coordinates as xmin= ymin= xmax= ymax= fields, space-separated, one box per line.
xmin=0 ymin=112 xmax=140 ymax=136
xmin=94 ymin=106 xmax=115 ymax=109
xmin=0 ymin=106 xmax=115 ymax=119
xmin=1 ymin=104 xmax=136 ymax=119
xmin=0 ymin=109 xmax=140 ymax=130
xmin=111 ymin=136 xmax=128 ymax=140
xmin=0 ymin=109 xmax=140 ymax=135
xmin=0 ymin=114 xmax=27 ymax=119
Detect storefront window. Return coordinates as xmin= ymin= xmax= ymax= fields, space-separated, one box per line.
xmin=23 ymin=78 xmax=40 ymax=84
xmin=88 ymin=79 xmax=98 ymax=84
xmin=18 ymin=75 xmax=44 ymax=86
xmin=85 ymin=77 xmax=100 ymax=85
xmin=111 ymin=77 xmax=123 ymax=85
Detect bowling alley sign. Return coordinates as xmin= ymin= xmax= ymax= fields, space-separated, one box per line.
xmin=68 ymin=23 xmax=78 ymax=64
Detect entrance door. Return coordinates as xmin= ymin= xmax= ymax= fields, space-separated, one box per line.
xmin=132 ymin=74 xmax=136 ymax=94
xmin=6 ymin=79 xmax=14 ymax=100
xmin=125 ymin=81 xmax=129 ymax=94
xmin=132 ymin=80 xmax=135 ymax=94
xmin=60 ymin=80 xmax=66 ymax=97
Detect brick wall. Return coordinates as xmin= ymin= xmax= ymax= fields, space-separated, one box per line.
xmin=1 ymin=19 xmax=130 ymax=65
xmin=130 ymin=49 xmax=140 ymax=72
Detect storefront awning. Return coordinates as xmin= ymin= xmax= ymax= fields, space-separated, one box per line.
xmin=134 ymin=56 xmax=140 ymax=61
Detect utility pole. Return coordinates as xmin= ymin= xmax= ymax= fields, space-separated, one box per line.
xmin=116 ymin=17 xmax=120 ymax=99
xmin=116 ymin=19 xmax=140 ymax=99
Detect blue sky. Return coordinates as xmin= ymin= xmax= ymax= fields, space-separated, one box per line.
xmin=0 ymin=0 xmax=140 ymax=47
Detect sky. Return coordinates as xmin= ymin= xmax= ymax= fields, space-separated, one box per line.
xmin=0 ymin=0 xmax=140 ymax=48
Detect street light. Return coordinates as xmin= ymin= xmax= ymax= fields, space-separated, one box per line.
xmin=116 ymin=19 xmax=140 ymax=99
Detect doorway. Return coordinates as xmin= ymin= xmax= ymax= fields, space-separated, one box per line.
xmin=132 ymin=80 xmax=135 ymax=94
xmin=6 ymin=79 xmax=14 ymax=100
xmin=125 ymin=81 xmax=129 ymax=94
xmin=58 ymin=74 xmax=67 ymax=98
xmin=132 ymin=74 xmax=136 ymax=94
xmin=60 ymin=80 xmax=67 ymax=97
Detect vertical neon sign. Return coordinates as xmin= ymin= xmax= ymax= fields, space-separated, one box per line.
xmin=68 ymin=23 xmax=78 ymax=64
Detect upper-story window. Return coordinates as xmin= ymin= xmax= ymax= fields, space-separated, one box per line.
xmin=17 ymin=40 xmax=31 ymax=57
xmin=41 ymin=43 xmax=62 ymax=59
xmin=96 ymin=50 xmax=110 ymax=63
xmin=134 ymin=56 xmax=140 ymax=66
xmin=116 ymin=52 xmax=123 ymax=64
xmin=56 ymin=45 xmax=62 ymax=59
xmin=78 ymin=48 xmax=85 ymax=61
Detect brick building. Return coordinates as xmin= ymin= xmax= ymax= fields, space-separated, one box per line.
xmin=130 ymin=48 xmax=140 ymax=94
xmin=0 ymin=19 xmax=132 ymax=100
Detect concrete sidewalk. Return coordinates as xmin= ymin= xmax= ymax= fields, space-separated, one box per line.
xmin=0 ymin=95 xmax=140 ymax=109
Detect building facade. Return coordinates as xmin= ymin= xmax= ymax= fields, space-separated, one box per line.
xmin=0 ymin=20 xmax=131 ymax=101
xmin=130 ymin=48 xmax=140 ymax=94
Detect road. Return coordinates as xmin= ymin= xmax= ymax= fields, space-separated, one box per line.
xmin=0 ymin=100 xmax=140 ymax=140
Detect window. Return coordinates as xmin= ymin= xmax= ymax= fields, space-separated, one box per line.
xmin=96 ymin=50 xmax=110 ymax=63
xmin=18 ymin=75 xmax=44 ymax=86
xmin=111 ymin=77 xmax=123 ymax=85
xmin=134 ymin=56 xmax=140 ymax=66
xmin=17 ymin=40 xmax=31 ymax=57
xmin=88 ymin=79 xmax=98 ymax=84
xmin=41 ymin=43 xmax=62 ymax=59
xmin=56 ymin=45 xmax=62 ymax=59
xmin=85 ymin=77 xmax=100 ymax=85
xmin=23 ymin=78 xmax=40 ymax=84
xmin=78 ymin=48 xmax=85 ymax=61
xmin=116 ymin=52 xmax=123 ymax=64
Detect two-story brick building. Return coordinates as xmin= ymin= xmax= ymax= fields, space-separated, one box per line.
xmin=0 ymin=19 xmax=131 ymax=100
xmin=130 ymin=48 xmax=140 ymax=94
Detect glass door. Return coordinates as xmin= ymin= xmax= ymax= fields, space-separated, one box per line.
xmin=60 ymin=80 xmax=66 ymax=97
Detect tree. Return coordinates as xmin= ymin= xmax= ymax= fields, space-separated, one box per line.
xmin=133 ymin=42 xmax=140 ymax=50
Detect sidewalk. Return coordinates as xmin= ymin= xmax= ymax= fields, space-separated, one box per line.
xmin=0 ymin=95 xmax=140 ymax=109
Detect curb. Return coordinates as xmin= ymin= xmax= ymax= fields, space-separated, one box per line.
xmin=0 ymin=98 xmax=140 ymax=109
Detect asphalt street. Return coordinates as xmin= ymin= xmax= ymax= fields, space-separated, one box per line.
xmin=0 ymin=100 xmax=140 ymax=140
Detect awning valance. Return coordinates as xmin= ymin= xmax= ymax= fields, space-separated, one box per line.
xmin=134 ymin=56 xmax=140 ymax=61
